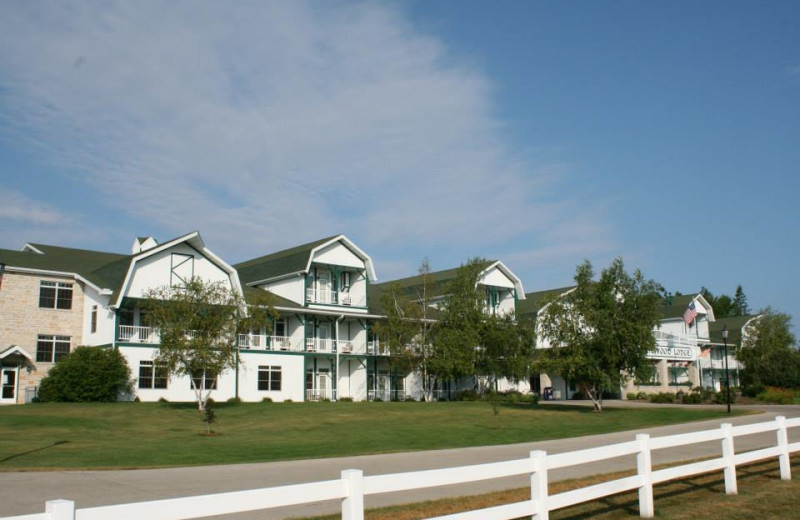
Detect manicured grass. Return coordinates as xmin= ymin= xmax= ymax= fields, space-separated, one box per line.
xmin=0 ymin=401 xmax=745 ymax=470
xmin=294 ymin=457 xmax=800 ymax=520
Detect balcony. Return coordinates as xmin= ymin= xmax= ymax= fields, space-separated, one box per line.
xmin=306 ymin=388 xmax=336 ymax=401
xmin=118 ymin=325 xmax=160 ymax=344
xmin=305 ymin=289 xmax=365 ymax=307
xmin=305 ymin=338 xmax=337 ymax=353
xmin=698 ymin=357 xmax=741 ymax=370
xmin=367 ymin=340 xmax=390 ymax=356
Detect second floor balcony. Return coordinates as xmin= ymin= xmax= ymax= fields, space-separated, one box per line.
xmin=305 ymin=288 xmax=365 ymax=307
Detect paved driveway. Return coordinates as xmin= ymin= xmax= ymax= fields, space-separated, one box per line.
xmin=1 ymin=403 xmax=798 ymax=520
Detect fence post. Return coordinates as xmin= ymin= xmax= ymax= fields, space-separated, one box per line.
xmin=776 ymin=416 xmax=791 ymax=480
xmin=636 ymin=434 xmax=654 ymax=518
xmin=341 ymin=469 xmax=364 ymax=520
xmin=46 ymin=500 xmax=75 ymax=520
xmin=721 ymin=423 xmax=738 ymax=495
xmin=530 ymin=450 xmax=549 ymax=520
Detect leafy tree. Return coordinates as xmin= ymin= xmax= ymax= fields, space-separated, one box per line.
xmin=739 ymin=308 xmax=800 ymax=388
xmin=536 ymin=258 xmax=662 ymax=411
xmin=38 ymin=346 xmax=133 ymax=402
xmin=143 ymin=278 xmax=276 ymax=411
xmin=732 ymin=285 xmax=750 ymax=316
xmin=375 ymin=259 xmax=439 ymax=401
xmin=429 ymin=258 xmax=486 ymax=386
xmin=479 ymin=313 xmax=535 ymax=390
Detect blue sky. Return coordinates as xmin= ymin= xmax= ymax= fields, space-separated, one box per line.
xmin=1 ymin=1 xmax=798 ymax=323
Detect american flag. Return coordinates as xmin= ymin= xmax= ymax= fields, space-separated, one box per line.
xmin=683 ymin=300 xmax=698 ymax=326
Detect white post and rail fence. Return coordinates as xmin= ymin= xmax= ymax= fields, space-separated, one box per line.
xmin=4 ymin=416 xmax=798 ymax=520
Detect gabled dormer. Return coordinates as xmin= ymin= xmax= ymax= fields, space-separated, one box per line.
xmin=235 ymin=235 xmax=377 ymax=313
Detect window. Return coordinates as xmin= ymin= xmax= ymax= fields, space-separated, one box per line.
xmin=258 ymin=365 xmax=282 ymax=391
xmin=138 ymin=361 xmax=168 ymax=389
xmin=36 ymin=335 xmax=71 ymax=362
xmin=39 ymin=281 xmax=73 ymax=309
xmin=90 ymin=305 xmax=98 ymax=333
xmin=340 ymin=271 xmax=351 ymax=290
xmin=190 ymin=370 xmax=217 ymax=390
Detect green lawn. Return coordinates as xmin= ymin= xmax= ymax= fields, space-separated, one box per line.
xmin=0 ymin=401 xmax=745 ymax=470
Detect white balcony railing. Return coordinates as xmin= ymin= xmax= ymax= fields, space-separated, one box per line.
xmin=305 ymin=289 xmax=365 ymax=307
xmin=305 ymin=338 xmax=337 ymax=353
xmin=698 ymin=357 xmax=741 ymax=370
xmin=118 ymin=325 xmax=160 ymax=344
xmin=237 ymin=335 xmax=297 ymax=351
xmin=306 ymin=388 xmax=336 ymax=401
xmin=367 ymin=340 xmax=390 ymax=356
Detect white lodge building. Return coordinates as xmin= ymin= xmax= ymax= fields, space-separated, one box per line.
xmin=0 ymin=231 xmax=744 ymax=404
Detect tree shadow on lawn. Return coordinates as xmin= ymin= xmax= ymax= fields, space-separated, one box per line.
xmin=554 ymin=458 xmax=798 ymax=520
xmin=0 ymin=440 xmax=69 ymax=464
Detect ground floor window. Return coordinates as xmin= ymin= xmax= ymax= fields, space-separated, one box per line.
xmin=668 ymin=363 xmax=691 ymax=386
xmin=138 ymin=361 xmax=168 ymax=389
xmin=258 ymin=365 xmax=281 ymax=391
xmin=36 ymin=335 xmax=71 ymax=363
xmin=190 ymin=370 xmax=217 ymax=390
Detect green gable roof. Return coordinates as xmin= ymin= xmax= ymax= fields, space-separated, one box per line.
xmin=234 ymin=235 xmax=339 ymax=285
xmin=660 ymin=294 xmax=701 ymax=320
xmin=375 ymin=260 xmax=495 ymax=299
xmin=709 ymin=315 xmax=759 ymax=346
xmin=0 ymin=244 xmax=131 ymax=293
xmin=516 ymin=286 xmax=576 ymax=318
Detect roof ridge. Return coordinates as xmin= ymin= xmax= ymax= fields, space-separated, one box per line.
xmin=234 ymin=235 xmax=340 ymax=269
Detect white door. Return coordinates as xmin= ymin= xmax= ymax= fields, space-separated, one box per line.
xmin=318 ymin=371 xmax=331 ymax=399
xmin=1 ymin=367 xmax=18 ymax=404
xmin=318 ymin=323 xmax=331 ymax=352
xmin=318 ymin=272 xmax=331 ymax=303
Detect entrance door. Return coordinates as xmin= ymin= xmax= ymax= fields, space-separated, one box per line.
xmin=1 ymin=367 xmax=17 ymax=404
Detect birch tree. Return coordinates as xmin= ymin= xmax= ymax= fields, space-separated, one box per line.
xmin=536 ymin=258 xmax=662 ymax=411
xmin=143 ymin=279 xmax=275 ymax=410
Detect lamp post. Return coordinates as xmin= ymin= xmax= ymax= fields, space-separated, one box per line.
xmin=722 ymin=325 xmax=731 ymax=414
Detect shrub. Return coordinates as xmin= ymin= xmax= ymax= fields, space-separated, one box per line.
xmin=626 ymin=392 xmax=638 ymax=401
xmin=571 ymin=391 xmax=586 ymax=400
xmin=636 ymin=392 xmax=648 ymax=400
xmin=757 ymin=387 xmax=796 ymax=404
xmin=338 ymin=397 xmax=354 ymax=402
xmin=158 ymin=397 xmax=169 ymax=403
xmin=714 ymin=390 xmax=737 ymax=405
xmin=226 ymin=397 xmax=242 ymax=405
xmin=648 ymin=392 xmax=675 ymax=404
xmin=261 ymin=397 xmax=273 ymax=403
xmin=283 ymin=399 xmax=293 ymax=403
xmin=681 ymin=393 xmax=704 ymax=404
xmin=457 ymin=389 xmax=480 ymax=401
xmin=742 ymin=384 xmax=766 ymax=398
xmin=38 ymin=347 xmax=133 ymax=402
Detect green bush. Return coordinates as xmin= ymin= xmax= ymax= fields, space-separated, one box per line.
xmin=571 ymin=391 xmax=586 ymax=400
xmin=38 ymin=347 xmax=133 ymax=402
xmin=714 ymin=390 xmax=737 ymax=405
xmin=757 ymin=387 xmax=796 ymax=404
xmin=226 ymin=397 xmax=242 ymax=405
xmin=648 ymin=392 xmax=675 ymax=404
xmin=742 ymin=384 xmax=766 ymax=398
xmin=457 ymin=389 xmax=480 ymax=401
xmin=636 ymin=392 xmax=648 ymax=400
xmin=261 ymin=397 xmax=273 ymax=403
xmin=626 ymin=392 xmax=638 ymax=401
xmin=681 ymin=393 xmax=704 ymax=404
xmin=338 ymin=397 xmax=354 ymax=402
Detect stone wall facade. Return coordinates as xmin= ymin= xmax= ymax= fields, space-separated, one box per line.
xmin=0 ymin=271 xmax=85 ymax=403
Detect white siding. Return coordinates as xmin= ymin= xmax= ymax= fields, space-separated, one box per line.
xmin=81 ymin=286 xmax=115 ymax=346
xmin=479 ymin=266 xmax=516 ymax=289
xmin=312 ymin=241 xmax=365 ymax=269
xmin=259 ymin=275 xmax=304 ymax=305
xmin=125 ymin=243 xmax=232 ymax=299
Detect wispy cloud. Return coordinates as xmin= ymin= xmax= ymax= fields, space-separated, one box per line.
xmin=0 ymin=186 xmax=75 ymax=226
xmin=0 ymin=1 xmax=614 ymax=271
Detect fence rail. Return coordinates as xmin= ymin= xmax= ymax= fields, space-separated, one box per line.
xmin=5 ymin=416 xmax=799 ymax=520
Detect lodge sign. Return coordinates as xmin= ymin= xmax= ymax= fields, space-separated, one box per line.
xmin=648 ymin=346 xmax=694 ymax=360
